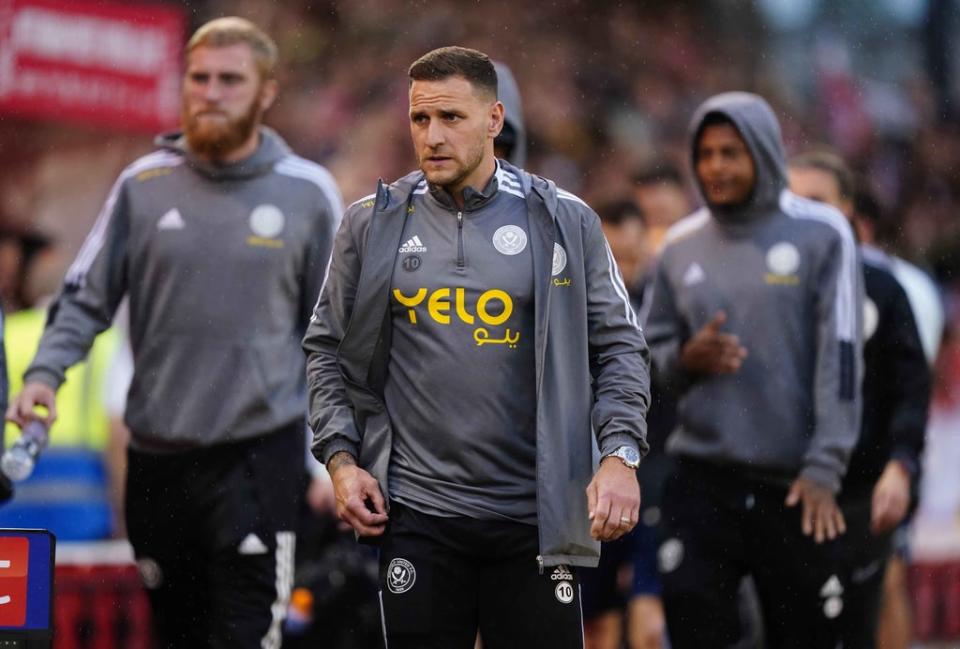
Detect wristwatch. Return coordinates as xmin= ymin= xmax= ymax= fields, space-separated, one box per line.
xmin=605 ymin=445 xmax=641 ymax=469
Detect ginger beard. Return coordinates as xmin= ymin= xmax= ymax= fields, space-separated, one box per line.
xmin=181 ymin=86 xmax=263 ymax=160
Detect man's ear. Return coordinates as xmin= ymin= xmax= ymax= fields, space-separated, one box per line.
xmin=489 ymin=101 xmax=505 ymax=138
xmin=260 ymin=78 xmax=279 ymax=112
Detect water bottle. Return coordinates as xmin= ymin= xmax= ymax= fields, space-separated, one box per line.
xmin=1 ymin=420 xmax=49 ymax=482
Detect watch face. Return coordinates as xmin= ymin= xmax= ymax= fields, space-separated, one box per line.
xmin=623 ymin=448 xmax=640 ymax=464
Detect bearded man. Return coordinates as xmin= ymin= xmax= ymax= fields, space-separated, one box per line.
xmin=6 ymin=17 xmax=343 ymax=649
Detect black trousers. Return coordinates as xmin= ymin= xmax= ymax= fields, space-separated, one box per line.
xmin=833 ymin=491 xmax=892 ymax=649
xmin=660 ymin=460 xmax=843 ymax=649
xmin=125 ymin=426 xmax=302 ymax=649
xmin=377 ymin=503 xmax=585 ymax=649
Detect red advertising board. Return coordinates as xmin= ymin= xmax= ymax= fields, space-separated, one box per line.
xmin=0 ymin=537 xmax=28 ymax=627
xmin=0 ymin=0 xmax=185 ymax=133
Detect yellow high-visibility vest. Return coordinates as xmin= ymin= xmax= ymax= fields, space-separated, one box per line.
xmin=4 ymin=308 xmax=119 ymax=449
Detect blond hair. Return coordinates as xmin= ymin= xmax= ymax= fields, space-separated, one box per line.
xmin=186 ymin=17 xmax=278 ymax=80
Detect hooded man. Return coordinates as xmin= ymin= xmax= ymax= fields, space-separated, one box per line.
xmin=644 ymin=92 xmax=864 ymax=649
xmin=6 ymin=17 xmax=343 ymax=649
xmin=492 ymin=61 xmax=526 ymax=168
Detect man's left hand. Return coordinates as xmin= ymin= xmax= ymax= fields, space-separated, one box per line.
xmin=871 ymin=460 xmax=911 ymax=535
xmin=786 ymin=477 xmax=846 ymax=543
xmin=587 ymin=457 xmax=641 ymax=542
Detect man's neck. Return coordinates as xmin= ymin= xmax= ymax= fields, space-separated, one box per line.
xmin=447 ymin=157 xmax=497 ymax=209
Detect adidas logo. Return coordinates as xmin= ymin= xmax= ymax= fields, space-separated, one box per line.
xmin=237 ymin=533 xmax=268 ymax=555
xmin=550 ymin=565 xmax=573 ymax=581
xmin=399 ymin=235 xmax=427 ymax=253
xmin=819 ymin=575 xmax=844 ymax=598
xmin=157 ymin=208 xmax=185 ymax=231
xmin=683 ymin=262 xmax=705 ymax=286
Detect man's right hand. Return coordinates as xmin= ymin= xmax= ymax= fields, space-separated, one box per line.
xmin=680 ymin=311 xmax=748 ymax=375
xmin=327 ymin=451 xmax=388 ymax=536
xmin=5 ymin=381 xmax=57 ymax=428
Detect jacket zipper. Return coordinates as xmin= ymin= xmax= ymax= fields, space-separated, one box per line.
xmin=456 ymin=211 xmax=465 ymax=269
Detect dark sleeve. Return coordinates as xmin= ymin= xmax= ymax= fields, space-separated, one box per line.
xmin=883 ymin=278 xmax=931 ymax=477
xmin=24 ymin=178 xmax=130 ymax=389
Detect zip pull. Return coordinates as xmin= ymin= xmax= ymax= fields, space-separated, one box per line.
xmin=536 ymin=555 xmax=544 ymax=575
xmin=456 ymin=211 xmax=465 ymax=269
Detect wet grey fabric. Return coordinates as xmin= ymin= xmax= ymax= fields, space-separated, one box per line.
xmin=26 ymin=128 xmax=343 ymax=451
xmin=645 ymin=93 xmax=864 ymax=493
xmin=386 ymin=168 xmax=538 ymax=523
xmin=304 ymin=159 xmax=650 ymax=567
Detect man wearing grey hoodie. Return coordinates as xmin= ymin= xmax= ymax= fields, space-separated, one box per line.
xmin=5 ymin=18 xmax=342 ymax=649
xmin=645 ymin=93 xmax=863 ymax=648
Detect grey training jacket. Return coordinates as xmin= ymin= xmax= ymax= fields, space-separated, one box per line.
xmin=25 ymin=128 xmax=343 ymax=451
xmin=303 ymin=161 xmax=651 ymax=568
xmin=644 ymin=92 xmax=863 ymax=493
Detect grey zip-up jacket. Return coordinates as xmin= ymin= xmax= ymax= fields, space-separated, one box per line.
xmin=303 ymin=161 xmax=651 ymax=567
xmin=25 ymin=128 xmax=343 ymax=451
xmin=645 ymin=93 xmax=863 ymax=493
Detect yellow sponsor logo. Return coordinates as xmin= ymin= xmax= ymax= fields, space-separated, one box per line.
xmin=247 ymin=235 xmax=284 ymax=249
xmin=473 ymin=328 xmax=520 ymax=348
xmin=136 ymin=168 xmax=172 ymax=182
xmin=764 ymin=273 xmax=799 ymax=286
xmin=393 ymin=288 xmax=512 ymax=326
xmin=393 ymin=287 xmax=520 ymax=347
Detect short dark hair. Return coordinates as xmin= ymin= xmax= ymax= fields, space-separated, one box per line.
xmin=408 ymin=46 xmax=498 ymax=99
xmin=597 ymin=199 xmax=646 ymax=227
xmin=700 ymin=111 xmax=736 ymax=130
xmin=632 ymin=161 xmax=684 ymax=188
xmin=694 ymin=112 xmax=739 ymax=160
xmin=789 ymin=149 xmax=855 ymax=200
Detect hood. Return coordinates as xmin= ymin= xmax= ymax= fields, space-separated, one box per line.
xmin=154 ymin=126 xmax=291 ymax=180
xmin=494 ymin=61 xmax=527 ymax=168
xmin=688 ymin=92 xmax=787 ymax=219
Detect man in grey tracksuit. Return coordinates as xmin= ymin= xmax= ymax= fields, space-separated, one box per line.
xmin=6 ymin=19 xmax=342 ymax=649
xmin=303 ymin=46 xmax=650 ymax=648
xmin=645 ymin=92 xmax=864 ymax=648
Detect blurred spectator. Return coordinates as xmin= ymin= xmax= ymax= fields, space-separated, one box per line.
xmin=0 ymin=238 xmax=121 ymax=540
xmin=789 ymin=149 xmax=931 ymax=649
xmin=631 ymin=163 xmax=692 ymax=260
xmin=849 ymin=183 xmax=946 ymax=649
xmin=597 ymin=199 xmax=650 ymax=302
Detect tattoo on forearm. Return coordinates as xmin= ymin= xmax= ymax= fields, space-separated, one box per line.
xmin=327 ymin=451 xmax=357 ymax=475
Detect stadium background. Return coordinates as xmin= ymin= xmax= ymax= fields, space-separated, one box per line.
xmin=1 ymin=0 xmax=960 ymax=647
